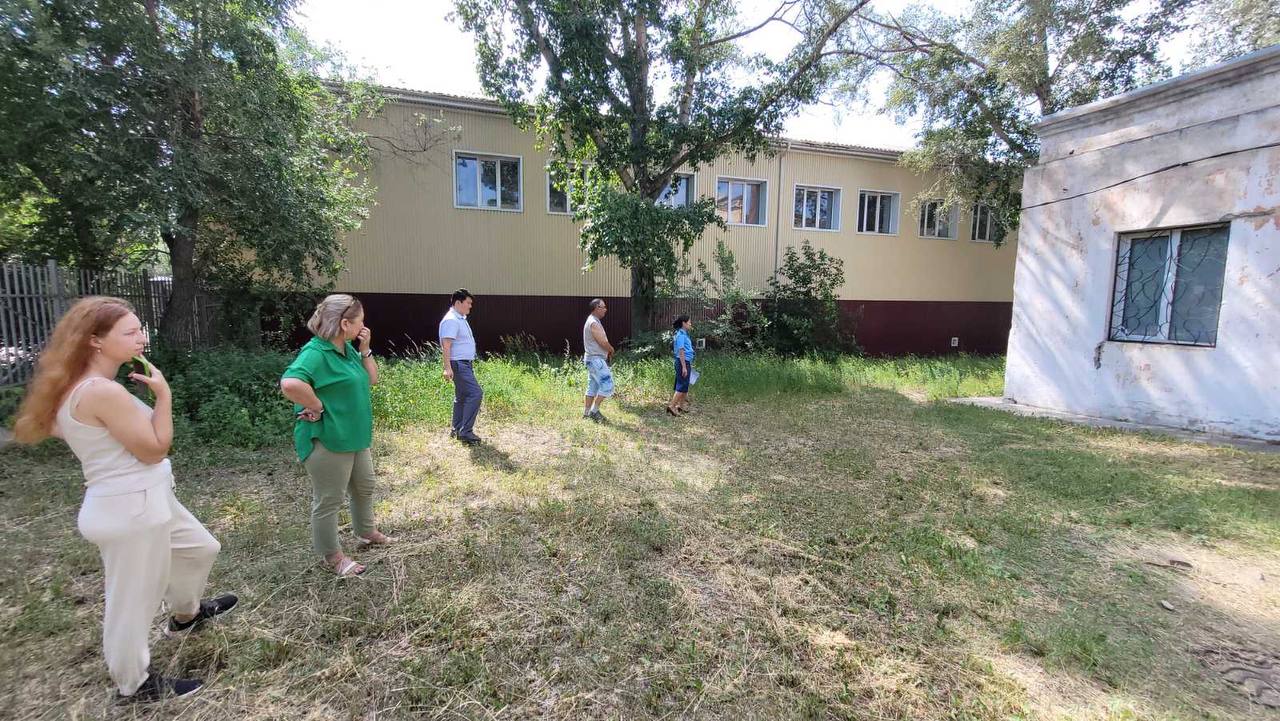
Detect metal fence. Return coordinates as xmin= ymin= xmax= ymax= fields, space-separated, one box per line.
xmin=0 ymin=260 xmax=215 ymax=388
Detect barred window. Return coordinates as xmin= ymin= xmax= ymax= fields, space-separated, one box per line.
xmin=1109 ymin=224 xmax=1229 ymax=346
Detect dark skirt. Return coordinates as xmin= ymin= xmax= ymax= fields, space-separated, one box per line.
xmin=673 ymin=357 xmax=691 ymax=393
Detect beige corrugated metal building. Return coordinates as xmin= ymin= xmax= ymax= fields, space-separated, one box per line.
xmin=339 ymin=87 xmax=1017 ymax=355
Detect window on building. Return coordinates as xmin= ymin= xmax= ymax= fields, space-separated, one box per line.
xmin=970 ymin=203 xmax=1005 ymax=242
xmin=547 ymin=166 xmax=585 ymax=214
xmin=918 ymin=200 xmax=958 ymax=239
xmin=857 ymin=190 xmax=899 ymax=234
xmin=1109 ymin=224 xmax=1229 ymax=346
xmin=658 ymin=173 xmax=694 ymax=208
xmin=455 ymin=153 xmax=521 ymax=211
xmin=794 ymin=186 xmax=840 ymax=230
xmin=716 ymin=178 xmax=766 ymax=226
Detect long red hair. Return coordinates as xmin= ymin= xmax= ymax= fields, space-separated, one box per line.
xmin=12 ymin=296 xmax=136 ymax=444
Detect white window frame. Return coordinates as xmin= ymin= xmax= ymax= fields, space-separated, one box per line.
xmin=918 ymin=199 xmax=958 ymax=240
xmin=545 ymin=166 xmax=584 ymax=216
xmin=856 ymin=189 xmax=900 ymax=235
xmin=716 ymin=176 xmax=769 ymax=227
xmin=792 ymin=184 xmax=842 ymax=232
xmin=453 ymin=150 xmax=524 ymax=213
xmin=657 ymin=172 xmax=696 ymax=209
xmin=1109 ymin=223 xmax=1229 ymax=347
xmin=970 ymin=203 xmax=1001 ymax=243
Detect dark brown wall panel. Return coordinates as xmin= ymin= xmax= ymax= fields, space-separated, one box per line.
xmin=285 ymin=293 xmax=1010 ymax=357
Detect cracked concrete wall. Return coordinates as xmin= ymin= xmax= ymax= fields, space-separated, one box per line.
xmin=1004 ymin=48 xmax=1280 ymax=440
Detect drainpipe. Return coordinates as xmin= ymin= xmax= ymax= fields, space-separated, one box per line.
xmin=772 ymin=141 xmax=789 ymax=279
xmin=770 ymin=142 xmax=789 ymax=324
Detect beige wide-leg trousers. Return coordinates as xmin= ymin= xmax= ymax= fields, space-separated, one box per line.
xmin=77 ymin=482 xmax=221 ymax=696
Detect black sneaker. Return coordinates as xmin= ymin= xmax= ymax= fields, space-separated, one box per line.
xmin=589 ymin=410 xmax=606 ymax=423
xmin=457 ymin=434 xmax=482 ymax=446
xmin=166 ymin=593 xmax=238 ymax=636
xmin=118 ymin=673 xmax=203 ymax=704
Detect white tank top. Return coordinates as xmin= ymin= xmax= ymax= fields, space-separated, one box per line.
xmin=55 ymin=377 xmax=173 ymax=497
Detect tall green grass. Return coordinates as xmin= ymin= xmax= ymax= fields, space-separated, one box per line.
xmin=3 ymin=348 xmax=1006 ymax=443
xmin=372 ymin=351 xmax=1005 ymax=429
xmin=839 ymin=354 xmax=1006 ymax=399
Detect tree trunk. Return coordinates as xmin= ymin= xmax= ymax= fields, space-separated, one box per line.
xmin=159 ymin=207 xmax=198 ymax=346
xmin=70 ymin=208 xmax=103 ymax=271
xmin=159 ymin=70 xmax=204 ymax=346
xmin=630 ymin=264 xmax=656 ymax=337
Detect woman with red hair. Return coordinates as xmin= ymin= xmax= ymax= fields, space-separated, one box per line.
xmin=13 ymin=296 xmax=236 ymax=703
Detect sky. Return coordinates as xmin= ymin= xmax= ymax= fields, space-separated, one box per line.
xmin=292 ymin=1 xmax=1194 ymax=151
xmin=292 ymin=0 xmax=924 ymax=150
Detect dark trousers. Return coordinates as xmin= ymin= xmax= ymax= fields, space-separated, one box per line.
xmin=450 ymin=360 xmax=483 ymax=437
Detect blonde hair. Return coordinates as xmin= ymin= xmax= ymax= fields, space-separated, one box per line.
xmin=306 ymin=294 xmax=362 ymax=339
xmin=13 ymin=296 xmax=135 ymax=444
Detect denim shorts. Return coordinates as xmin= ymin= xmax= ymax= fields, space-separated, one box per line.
xmin=584 ymin=356 xmax=614 ymax=397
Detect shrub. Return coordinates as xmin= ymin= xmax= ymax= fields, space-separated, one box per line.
xmin=691 ymin=240 xmax=771 ymax=353
xmin=766 ymin=240 xmax=853 ymax=356
xmin=152 ymin=344 xmax=296 ymax=449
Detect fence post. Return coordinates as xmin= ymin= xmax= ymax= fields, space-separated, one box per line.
xmin=47 ymin=259 xmax=67 ymax=318
xmin=140 ymin=268 xmax=151 ymax=332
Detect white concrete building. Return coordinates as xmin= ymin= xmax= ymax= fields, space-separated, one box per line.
xmin=1004 ymin=46 xmax=1280 ymax=441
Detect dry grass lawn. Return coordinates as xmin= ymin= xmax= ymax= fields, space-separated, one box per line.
xmin=1 ymin=357 xmax=1278 ymax=720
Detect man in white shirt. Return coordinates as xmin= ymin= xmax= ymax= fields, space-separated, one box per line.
xmin=439 ymin=289 xmax=483 ymax=444
xmin=582 ymin=298 xmax=615 ymax=422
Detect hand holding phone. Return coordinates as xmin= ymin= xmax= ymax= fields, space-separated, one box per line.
xmin=129 ymin=355 xmax=167 ymax=399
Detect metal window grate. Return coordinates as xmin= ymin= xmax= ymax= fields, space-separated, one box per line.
xmin=1109 ymin=224 xmax=1229 ymax=346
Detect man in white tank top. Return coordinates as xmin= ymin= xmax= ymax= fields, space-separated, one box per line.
xmin=582 ymin=298 xmax=616 ymax=422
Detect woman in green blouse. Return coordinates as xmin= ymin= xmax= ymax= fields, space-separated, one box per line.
xmin=280 ymin=294 xmax=390 ymax=576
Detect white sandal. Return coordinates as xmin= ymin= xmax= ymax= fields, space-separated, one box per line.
xmin=331 ymin=557 xmax=365 ymax=577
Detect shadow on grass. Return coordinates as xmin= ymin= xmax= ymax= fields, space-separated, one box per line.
xmin=466 ymin=441 xmax=519 ymax=473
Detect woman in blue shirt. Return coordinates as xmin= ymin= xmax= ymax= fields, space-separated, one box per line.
xmin=666 ymin=315 xmax=695 ymax=416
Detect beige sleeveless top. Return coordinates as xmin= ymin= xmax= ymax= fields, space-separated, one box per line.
xmin=55 ymin=377 xmax=173 ymax=497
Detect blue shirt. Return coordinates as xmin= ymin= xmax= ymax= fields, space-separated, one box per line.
xmin=673 ymin=328 xmax=695 ymax=363
xmin=439 ymin=308 xmax=476 ymax=360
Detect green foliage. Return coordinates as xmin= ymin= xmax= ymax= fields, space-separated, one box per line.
xmin=0 ymin=1 xmax=422 ymax=340
xmin=577 ymin=184 xmax=724 ymax=293
xmin=664 ymin=240 xmax=851 ymax=357
xmin=675 ymin=240 xmax=772 ymax=353
xmin=767 ymin=240 xmax=851 ymax=356
xmin=835 ymin=0 xmax=1192 ymax=236
xmin=1186 ymin=0 xmax=1280 ymax=65
xmin=452 ymin=0 xmax=869 ymax=330
xmin=150 ymin=344 xmax=296 ymax=449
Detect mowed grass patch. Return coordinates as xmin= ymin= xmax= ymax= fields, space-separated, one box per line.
xmin=1 ymin=353 xmax=1277 ymax=720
